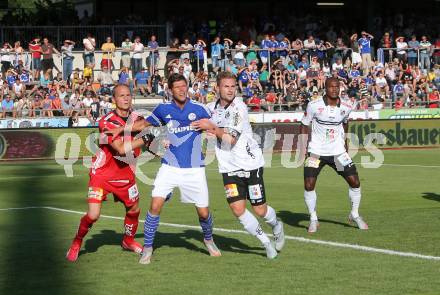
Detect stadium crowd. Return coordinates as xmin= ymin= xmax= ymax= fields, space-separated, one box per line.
xmin=1 ymin=26 xmax=440 ymax=119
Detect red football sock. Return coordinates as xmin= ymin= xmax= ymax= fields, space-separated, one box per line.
xmin=75 ymin=214 xmax=95 ymax=240
xmin=123 ymin=210 xmax=140 ymax=241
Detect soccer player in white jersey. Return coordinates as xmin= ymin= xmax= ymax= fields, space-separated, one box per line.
xmin=299 ymin=77 xmax=368 ymax=233
xmin=192 ymin=72 xmax=285 ymax=259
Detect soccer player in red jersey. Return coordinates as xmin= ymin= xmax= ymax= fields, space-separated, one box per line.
xmin=66 ymin=84 xmax=153 ymax=262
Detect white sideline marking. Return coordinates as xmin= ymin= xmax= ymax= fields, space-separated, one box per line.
xmin=1 ymin=206 xmax=440 ymax=261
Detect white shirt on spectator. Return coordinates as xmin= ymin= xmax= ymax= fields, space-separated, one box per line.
xmin=396 ymin=41 xmax=408 ymax=55
xmin=1 ymin=48 xmax=12 ymax=62
xmin=132 ymin=42 xmax=144 ymax=59
xmin=304 ymin=39 xmax=316 ymax=50
xmin=234 ymin=44 xmax=247 ymax=60
xmin=180 ymin=43 xmax=193 ymax=60
xmin=332 ymin=62 xmax=343 ymax=71
xmin=375 ymin=76 xmax=387 ymax=87
xmin=83 ymin=38 xmax=95 ymax=54
xmin=82 ymin=97 xmax=93 ymax=107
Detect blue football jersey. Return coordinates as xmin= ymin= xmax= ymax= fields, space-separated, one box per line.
xmin=146 ymin=99 xmax=210 ymax=168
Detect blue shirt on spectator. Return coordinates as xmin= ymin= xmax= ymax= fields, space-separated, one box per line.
xmin=146 ymin=100 xmax=210 ymax=168
xmin=393 ymin=83 xmax=404 ymax=94
xmin=250 ymin=70 xmax=259 ymax=80
xmin=297 ymin=61 xmax=309 ymax=70
xmin=211 ymin=43 xmax=223 ymax=57
xmin=278 ymin=40 xmax=289 ymax=57
xmin=194 ymin=43 xmax=204 ymax=60
xmin=260 ymin=40 xmax=272 ymax=58
xmin=408 ymin=40 xmax=419 ymax=58
xmin=119 ymin=71 xmax=129 ymax=84
xmin=147 ymin=40 xmax=159 ymax=57
xmin=2 ymin=99 xmax=14 ymax=111
xmin=135 ymin=71 xmax=150 ymax=85
xmin=358 ymin=37 xmax=372 ymax=54
xmin=20 ymin=73 xmax=30 ymax=83
xmin=239 ymin=71 xmax=249 ymax=83
xmin=7 ymin=75 xmax=16 ymax=87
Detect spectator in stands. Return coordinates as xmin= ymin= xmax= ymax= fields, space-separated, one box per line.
xmin=234 ymin=40 xmax=247 ymax=67
xmin=151 ymin=69 xmax=161 ymax=95
xmin=39 ymin=70 xmax=51 ymax=88
xmin=29 ymin=38 xmax=42 ymax=81
xmin=30 ymin=94 xmax=42 ymax=117
xmin=121 ymin=37 xmax=132 ymax=69
xmin=101 ymin=36 xmax=116 ymax=70
xmin=96 ymin=64 xmax=114 ymax=95
xmin=419 ymin=36 xmax=432 ymax=71
xmin=165 ymin=38 xmax=180 ymax=77
xmin=42 ymin=93 xmax=53 ymax=117
xmin=62 ymin=95 xmax=72 ymax=116
xmin=131 ymin=36 xmax=144 ymax=77
xmin=118 ymin=67 xmax=130 ymax=85
xmin=407 ymin=35 xmax=419 ymax=66
xmin=1 ymin=42 xmax=13 ymax=76
xmin=1 ymin=94 xmax=15 ymax=118
xmin=12 ymin=78 xmax=25 ymax=99
xmin=210 ymin=36 xmax=223 ymax=72
xmin=82 ymin=91 xmax=94 ymax=116
xmin=134 ymin=67 xmax=151 ymax=97
xmin=433 ymin=37 xmax=440 ymax=66
xmin=193 ymin=39 xmax=206 ymax=72
xmin=179 ymin=38 xmax=193 ymax=61
xmin=428 ymin=89 xmax=439 ymax=108
xmin=90 ymin=96 xmax=100 ymax=121
xmin=61 ymin=40 xmax=75 ymax=83
xmin=83 ymin=33 xmax=96 ymax=67
xmin=51 ymin=94 xmax=63 ymax=116
xmin=13 ymin=41 xmax=24 ymax=68
xmin=358 ymin=31 xmax=374 ymax=75
xmin=378 ymin=32 xmax=393 ymax=63
xmin=395 ymin=36 xmax=408 ymax=64
xmin=303 ymin=35 xmax=317 ymax=57
xmin=68 ymin=111 xmax=79 ymax=127
xmin=83 ymin=63 xmax=93 ymax=84
xmin=147 ymin=35 xmax=159 ymax=73
xmin=41 ymin=37 xmax=60 ymax=78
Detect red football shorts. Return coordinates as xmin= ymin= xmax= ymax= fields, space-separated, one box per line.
xmin=88 ymin=176 xmax=139 ymax=207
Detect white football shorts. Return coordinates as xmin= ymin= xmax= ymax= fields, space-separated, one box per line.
xmin=152 ymin=164 xmax=209 ymax=208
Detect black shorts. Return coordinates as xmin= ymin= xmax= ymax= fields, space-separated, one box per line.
xmin=222 ymin=167 xmax=266 ymax=206
xmin=41 ymin=59 xmax=54 ymax=72
xmin=304 ymin=153 xmax=358 ymax=179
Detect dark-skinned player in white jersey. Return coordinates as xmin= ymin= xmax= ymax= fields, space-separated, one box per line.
xmin=299 ymin=77 xmax=368 ymax=233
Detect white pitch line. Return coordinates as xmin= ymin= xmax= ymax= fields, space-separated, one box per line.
xmin=1 ymin=206 xmax=439 ymax=261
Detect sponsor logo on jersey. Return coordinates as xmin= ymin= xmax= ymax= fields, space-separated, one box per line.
xmin=188 ymin=112 xmax=196 ymax=121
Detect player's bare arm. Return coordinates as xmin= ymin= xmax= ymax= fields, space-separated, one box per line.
xmin=192 ymin=119 xmax=238 ymax=146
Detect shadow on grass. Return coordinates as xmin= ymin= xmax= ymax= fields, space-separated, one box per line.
xmin=421 ymin=192 xmax=440 ymax=202
xmin=277 ymin=210 xmax=355 ymax=229
xmin=1 ymin=165 xmax=67 ymax=294
xmin=81 ymin=229 xmax=265 ymax=257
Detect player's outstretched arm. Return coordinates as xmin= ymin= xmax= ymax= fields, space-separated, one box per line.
xmin=105 ymin=119 xmax=151 ymax=137
xmin=110 ymin=133 xmax=153 ymax=156
xmin=192 ymin=119 xmax=237 ymax=146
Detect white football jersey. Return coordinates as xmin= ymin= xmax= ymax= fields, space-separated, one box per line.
xmin=301 ymin=96 xmax=355 ymax=156
xmin=207 ymin=98 xmax=265 ymax=173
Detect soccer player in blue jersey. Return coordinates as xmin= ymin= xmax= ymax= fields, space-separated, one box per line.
xmin=111 ymin=73 xmax=221 ymax=264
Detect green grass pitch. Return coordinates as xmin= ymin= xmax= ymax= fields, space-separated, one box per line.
xmin=1 ymin=149 xmax=440 ymax=295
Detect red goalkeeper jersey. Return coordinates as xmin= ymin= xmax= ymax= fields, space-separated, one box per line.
xmin=90 ymin=111 xmax=142 ymax=182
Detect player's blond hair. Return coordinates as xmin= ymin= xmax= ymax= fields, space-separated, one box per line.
xmin=216 ymin=71 xmax=236 ymax=86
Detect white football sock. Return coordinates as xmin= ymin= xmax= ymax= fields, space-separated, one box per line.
xmin=349 ymin=187 xmax=361 ymax=218
xmin=263 ymin=205 xmax=278 ymax=228
xmin=304 ymin=190 xmax=318 ymax=221
xmin=238 ymin=209 xmax=270 ymax=245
